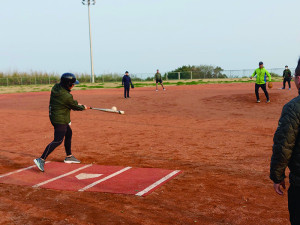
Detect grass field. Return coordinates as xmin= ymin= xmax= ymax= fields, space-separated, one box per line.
xmin=0 ymin=81 xmax=293 ymax=224
xmin=0 ymin=78 xmax=283 ymax=94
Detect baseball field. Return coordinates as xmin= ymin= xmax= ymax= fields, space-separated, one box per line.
xmin=0 ymin=82 xmax=292 ymax=224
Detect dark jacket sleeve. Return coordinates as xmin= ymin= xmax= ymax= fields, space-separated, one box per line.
xmin=65 ymin=94 xmax=85 ymax=111
xmin=270 ymin=103 xmax=300 ymax=183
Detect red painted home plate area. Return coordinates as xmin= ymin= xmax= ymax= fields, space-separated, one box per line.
xmin=0 ymin=162 xmax=181 ymax=196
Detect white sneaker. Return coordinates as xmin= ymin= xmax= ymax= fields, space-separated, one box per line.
xmin=156 ymin=90 xmax=158 ymax=92
xmin=64 ymin=156 xmax=81 ymax=164
xmin=163 ymin=89 xmax=166 ymax=91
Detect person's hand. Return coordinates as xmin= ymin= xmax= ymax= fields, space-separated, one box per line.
xmin=83 ymin=105 xmax=90 ymax=110
xmin=250 ymin=76 xmax=253 ymax=79
xmin=273 ymin=180 xmax=286 ymax=195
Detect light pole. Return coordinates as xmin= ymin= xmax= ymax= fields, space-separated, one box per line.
xmin=82 ymin=0 xmax=96 ymax=83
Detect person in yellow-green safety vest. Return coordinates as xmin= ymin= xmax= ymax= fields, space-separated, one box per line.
xmin=250 ymin=61 xmax=272 ymax=103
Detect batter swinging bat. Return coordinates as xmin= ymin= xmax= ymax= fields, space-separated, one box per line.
xmin=90 ymin=107 xmax=125 ymax=115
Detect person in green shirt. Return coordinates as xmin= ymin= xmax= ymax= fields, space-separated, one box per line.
xmin=34 ymin=73 xmax=89 ymax=172
xmin=155 ymin=69 xmax=166 ymax=91
xmin=250 ymin=61 xmax=272 ymax=103
xmin=282 ymin=65 xmax=292 ymax=90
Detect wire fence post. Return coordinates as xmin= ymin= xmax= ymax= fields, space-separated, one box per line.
xmin=102 ymin=75 xmax=104 ymax=83
xmin=178 ymin=72 xmax=180 ymax=80
xmin=191 ymin=71 xmax=193 ymax=80
xmin=166 ymin=73 xmax=168 ymax=81
xmin=21 ymin=77 xmax=22 ymax=85
xmin=7 ymin=77 xmax=8 ymax=86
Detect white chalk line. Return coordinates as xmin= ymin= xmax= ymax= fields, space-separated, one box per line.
xmin=32 ymin=164 xmax=92 ymax=188
xmin=78 ymin=167 xmax=132 ymax=192
xmin=0 ymin=161 xmax=51 ymax=179
xmin=135 ymin=170 xmax=181 ymax=196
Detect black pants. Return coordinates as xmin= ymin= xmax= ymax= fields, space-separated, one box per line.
xmin=41 ymin=124 xmax=72 ymax=160
xmin=124 ymin=85 xmax=130 ymax=98
xmin=255 ymin=83 xmax=269 ymax=101
xmin=288 ymin=184 xmax=300 ymax=225
xmin=283 ymin=78 xmax=291 ymax=89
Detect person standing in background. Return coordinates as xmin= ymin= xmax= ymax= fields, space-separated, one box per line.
xmin=282 ymin=65 xmax=292 ymax=90
xmin=155 ymin=69 xmax=166 ymax=91
xmin=122 ymin=71 xmax=133 ymax=98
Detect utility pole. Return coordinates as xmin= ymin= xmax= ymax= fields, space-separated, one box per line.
xmin=82 ymin=0 xmax=96 ymax=83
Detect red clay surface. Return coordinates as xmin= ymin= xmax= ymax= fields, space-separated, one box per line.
xmin=0 ymin=83 xmax=295 ymax=224
xmin=0 ymin=162 xmax=181 ymax=196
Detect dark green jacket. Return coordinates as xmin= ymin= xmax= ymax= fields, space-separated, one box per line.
xmin=155 ymin=73 xmax=162 ymax=80
xmin=270 ymin=95 xmax=300 ymax=186
xmin=283 ymin=69 xmax=292 ymax=79
xmin=49 ymin=83 xmax=85 ymax=124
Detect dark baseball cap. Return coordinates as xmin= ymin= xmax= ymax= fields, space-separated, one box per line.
xmin=259 ymin=61 xmax=263 ymax=65
xmin=125 ymin=71 xmax=129 ymax=73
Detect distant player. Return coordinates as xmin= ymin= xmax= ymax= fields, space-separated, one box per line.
xmin=34 ymin=73 xmax=89 ymax=172
xmin=282 ymin=65 xmax=292 ymax=90
xmin=155 ymin=69 xmax=166 ymax=91
xmin=122 ymin=71 xmax=133 ymax=98
xmin=250 ymin=61 xmax=272 ymax=103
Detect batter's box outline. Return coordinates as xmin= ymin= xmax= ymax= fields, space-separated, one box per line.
xmin=0 ymin=162 xmax=182 ymax=196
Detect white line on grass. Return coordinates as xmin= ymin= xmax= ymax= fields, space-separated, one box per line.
xmin=0 ymin=161 xmax=51 ymax=179
xmin=135 ymin=170 xmax=181 ymax=196
xmin=78 ymin=167 xmax=132 ymax=192
xmin=32 ymin=164 xmax=92 ymax=188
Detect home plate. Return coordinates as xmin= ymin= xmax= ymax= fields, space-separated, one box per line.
xmin=0 ymin=162 xmax=182 ymax=196
xmin=76 ymin=173 xmax=102 ymax=180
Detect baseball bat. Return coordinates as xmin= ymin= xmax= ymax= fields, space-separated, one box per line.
xmin=90 ymin=107 xmax=125 ymax=115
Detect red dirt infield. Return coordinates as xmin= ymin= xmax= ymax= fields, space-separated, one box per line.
xmin=0 ymin=83 xmax=296 ymax=224
xmin=0 ymin=162 xmax=181 ymax=196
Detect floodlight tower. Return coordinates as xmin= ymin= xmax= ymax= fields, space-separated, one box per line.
xmin=82 ymin=0 xmax=96 ymax=83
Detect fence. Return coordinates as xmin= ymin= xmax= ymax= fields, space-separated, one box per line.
xmin=221 ymin=68 xmax=296 ymax=78
xmin=0 ymin=68 xmax=296 ymax=86
xmin=165 ymin=68 xmax=296 ymax=80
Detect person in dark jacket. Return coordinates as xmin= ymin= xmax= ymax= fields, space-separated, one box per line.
xmin=270 ymin=58 xmax=300 ymax=225
xmin=155 ymin=69 xmax=166 ymax=91
xmin=34 ymin=73 xmax=89 ymax=172
xmin=282 ymin=65 xmax=292 ymax=90
xmin=122 ymin=71 xmax=133 ymax=98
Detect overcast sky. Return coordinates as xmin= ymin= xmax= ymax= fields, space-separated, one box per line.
xmin=1 ymin=0 xmax=299 ymax=75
